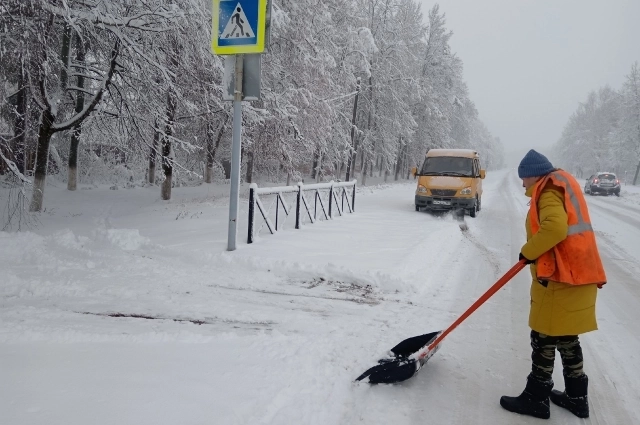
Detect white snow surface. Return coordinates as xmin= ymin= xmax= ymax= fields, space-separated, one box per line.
xmin=2 ymin=171 xmax=640 ymax=424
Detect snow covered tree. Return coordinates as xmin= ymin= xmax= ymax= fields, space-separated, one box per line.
xmin=619 ymin=63 xmax=640 ymax=184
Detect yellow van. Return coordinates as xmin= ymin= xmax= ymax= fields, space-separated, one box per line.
xmin=412 ymin=149 xmax=486 ymax=217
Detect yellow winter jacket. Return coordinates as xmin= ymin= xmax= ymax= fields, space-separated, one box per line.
xmin=522 ymin=181 xmax=598 ymax=336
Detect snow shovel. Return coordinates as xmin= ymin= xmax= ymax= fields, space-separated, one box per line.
xmin=355 ymin=259 xmax=527 ymax=384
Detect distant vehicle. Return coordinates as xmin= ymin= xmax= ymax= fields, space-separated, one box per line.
xmin=412 ymin=149 xmax=485 ymax=217
xmin=584 ymin=172 xmax=620 ymax=196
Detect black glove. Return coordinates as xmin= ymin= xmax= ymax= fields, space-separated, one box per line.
xmin=519 ymin=252 xmax=534 ymax=264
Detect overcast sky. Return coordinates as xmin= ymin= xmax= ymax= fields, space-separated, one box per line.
xmin=418 ymin=0 xmax=640 ymax=165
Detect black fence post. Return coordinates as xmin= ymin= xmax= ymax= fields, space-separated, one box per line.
xmin=295 ymin=183 xmax=302 ymax=229
xmin=275 ymin=194 xmax=279 ymax=231
xmin=329 ymin=181 xmax=333 ymax=219
xmin=352 ymin=181 xmax=356 ymax=212
xmin=248 ymin=185 xmax=255 ymax=243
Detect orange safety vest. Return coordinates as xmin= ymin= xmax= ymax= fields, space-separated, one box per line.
xmin=529 ymin=169 xmax=607 ymax=286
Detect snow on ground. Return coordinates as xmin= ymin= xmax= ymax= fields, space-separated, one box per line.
xmin=2 ymin=171 xmax=640 ymax=424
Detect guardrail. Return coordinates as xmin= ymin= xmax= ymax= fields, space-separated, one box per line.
xmin=247 ymin=180 xmax=357 ymax=244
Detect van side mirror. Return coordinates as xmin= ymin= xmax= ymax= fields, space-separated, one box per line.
xmin=411 ymin=167 xmax=418 ymax=177
xmin=480 ymin=169 xmax=486 ymax=179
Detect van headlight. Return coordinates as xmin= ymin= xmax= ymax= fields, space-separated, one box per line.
xmin=417 ymin=185 xmax=428 ymax=194
xmin=460 ymin=187 xmax=472 ymax=195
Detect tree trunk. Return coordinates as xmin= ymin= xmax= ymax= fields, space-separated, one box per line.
xmin=161 ymin=36 xmax=179 ymax=200
xmin=204 ymin=121 xmax=215 ymax=183
xmin=404 ymin=143 xmax=410 ymax=179
xmin=161 ymin=90 xmax=177 ymax=200
xmin=60 ymin=24 xmax=72 ymax=92
xmin=14 ymin=58 xmax=27 ymax=174
xmin=148 ymin=121 xmax=160 ymax=184
xmin=394 ymin=136 xmax=403 ymax=181
xmin=245 ymin=150 xmax=254 ymax=183
xmin=311 ymin=148 xmax=319 ymax=179
xmin=205 ymin=115 xmax=228 ymax=183
xmin=633 ymin=159 xmax=640 ymax=186
xmin=345 ymin=78 xmax=361 ymax=182
xmin=29 ymin=110 xmax=55 ymax=212
xmin=68 ymin=33 xmax=86 ymax=191
xmin=315 ymin=152 xmax=322 ymax=182
xmin=361 ymin=152 xmax=368 ymax=186
xmin=362 ymin=65 xmax=374 ymax=187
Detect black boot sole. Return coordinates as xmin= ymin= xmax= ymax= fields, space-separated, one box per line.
xmin=549 ymin=390 xmax=589 ymax=419
xmin=500 ymin=396 xmax=550 ymax=420
xmin=550 ymin=396 xmax=589 ymax=418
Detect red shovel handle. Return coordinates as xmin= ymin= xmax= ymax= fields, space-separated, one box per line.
xmin=419 ymin=259 xmax=527 ymax=359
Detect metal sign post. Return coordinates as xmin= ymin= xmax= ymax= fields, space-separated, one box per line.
xmin=212 ymin=0 xmax=268 ymax=251
xmin=227 ymin=55 xmax=244 ymax=251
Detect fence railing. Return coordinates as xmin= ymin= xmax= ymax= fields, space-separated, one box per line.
xmin=248 ymin=180 xmax=357 ymax=244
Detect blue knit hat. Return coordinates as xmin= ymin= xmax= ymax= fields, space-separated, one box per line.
xmin=518 ymin=149 xmax=554 ymax=178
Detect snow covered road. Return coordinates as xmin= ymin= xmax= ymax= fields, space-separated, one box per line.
xmin=1 ymin=171 xmax=639 ymax=424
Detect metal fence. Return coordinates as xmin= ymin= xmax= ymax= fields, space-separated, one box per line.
xmin=247 ymin=180 xmax=357 ymax=243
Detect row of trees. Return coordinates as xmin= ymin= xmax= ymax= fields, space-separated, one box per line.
xmin=1 ymin=0 xmax=504 ymax=228
xmin=553 ymin=63 xmax=640 ymax=184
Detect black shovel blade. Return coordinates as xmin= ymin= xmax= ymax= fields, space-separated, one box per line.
xmin=355 ymin=331 xmax=441 ymax=384
xmin=355 ymin=358 xmax=419 ymax=384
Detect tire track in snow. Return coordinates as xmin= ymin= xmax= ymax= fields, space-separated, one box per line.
xmin=460 ymin=230 xmax=501 ymax=277
xmin=588 ymin=193 xmax=640 ymax=215
xmin=208 ymin=283 xmax=381 ymax=305
xmin=588 ymin=199 xmax=640 ymax=229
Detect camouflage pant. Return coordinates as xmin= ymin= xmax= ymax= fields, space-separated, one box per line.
xmin=530 ymin=330 xmax=584 ymax=382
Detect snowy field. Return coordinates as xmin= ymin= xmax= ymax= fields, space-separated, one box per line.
xmin=2 ymin=170 xmax=640 ymax=425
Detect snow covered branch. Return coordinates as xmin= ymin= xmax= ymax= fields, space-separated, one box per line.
xmin=52 ymin=40 xmax=120 ymax=132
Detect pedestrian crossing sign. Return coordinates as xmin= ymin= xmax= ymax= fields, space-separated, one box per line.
xmin=212 ymin=0 xmax=267 ymax=54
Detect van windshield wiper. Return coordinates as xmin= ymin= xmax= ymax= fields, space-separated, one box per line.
xmin=421 ymin=171 xmax=469 ymax=177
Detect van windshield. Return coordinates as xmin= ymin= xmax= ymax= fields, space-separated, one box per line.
xmin=420 ymin=157 xmax=473 ymax=177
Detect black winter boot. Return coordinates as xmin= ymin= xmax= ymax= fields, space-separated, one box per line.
xmin=550 ymin=375 xmax=589 ymax=418
xmin=500 ymin=375 xmax=553 ymax=419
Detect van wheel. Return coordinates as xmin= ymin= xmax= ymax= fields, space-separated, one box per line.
xmin=477 ymin=196 xmax=482 ymax=211
xmin=468 ymin=197 xmax=478 ymax=218
xmin=415 ymin=205 xmax=420 ymax=211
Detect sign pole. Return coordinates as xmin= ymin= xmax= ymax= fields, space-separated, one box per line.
xmin=227 ymin=54 xmax=244 ymax=251
xmin=212 ymin=0 xmax=268 ymax=250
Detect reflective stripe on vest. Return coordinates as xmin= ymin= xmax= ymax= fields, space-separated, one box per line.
xmin=550 ymin=172 xmax=593 ymax=235
xmin=529 ymin=170 xmax=606 ymax=286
